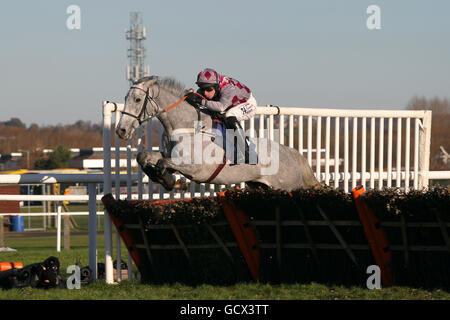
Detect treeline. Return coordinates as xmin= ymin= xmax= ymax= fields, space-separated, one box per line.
xmin=0 ymin=120 xmax=104 ymax=169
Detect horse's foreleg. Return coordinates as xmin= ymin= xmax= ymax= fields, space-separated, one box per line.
xmin=136 ymin=151 xmax=176 ymax=191
xmin=137 ymin=152 xmax=189 ymax=191
xmin=141 ymin=160 xmax=176 ymax=191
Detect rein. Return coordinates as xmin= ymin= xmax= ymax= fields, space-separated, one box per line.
xmin=121 ymin=86 xmax=206 ymax=125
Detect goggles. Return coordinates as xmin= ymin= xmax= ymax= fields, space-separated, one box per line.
xmin=202 ymin=86 xmax=215 ymax=92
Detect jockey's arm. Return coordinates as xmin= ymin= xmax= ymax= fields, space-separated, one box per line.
xmin=201 ymin=87 xmax=236 ymax=113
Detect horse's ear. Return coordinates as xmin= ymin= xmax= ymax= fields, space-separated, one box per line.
xmin=134 ymin=76 xmax=158 ymax=87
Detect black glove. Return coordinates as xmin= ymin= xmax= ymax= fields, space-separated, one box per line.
xmin=185 ymin=92 xmax=203 ymax=107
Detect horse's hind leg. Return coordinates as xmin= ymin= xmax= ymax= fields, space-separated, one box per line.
xmin=245 ymin=181 xmax=270 ymax=191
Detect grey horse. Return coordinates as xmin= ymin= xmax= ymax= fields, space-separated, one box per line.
xmin=116 ymin=76 xmax=319 ymax=192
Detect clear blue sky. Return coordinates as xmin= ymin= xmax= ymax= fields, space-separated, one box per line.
xmin=0 ymin=0 xmax=449 ymax=126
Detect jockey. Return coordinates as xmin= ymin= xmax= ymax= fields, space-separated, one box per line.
xmin=185 ymin=68 xmax=257 ymax=164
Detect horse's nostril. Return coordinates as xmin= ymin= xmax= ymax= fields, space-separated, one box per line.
xmin=116 ymin=128 xmax=127 ymax=138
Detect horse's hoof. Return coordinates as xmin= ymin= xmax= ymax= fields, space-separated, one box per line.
xmin=142 ymin=164 xmax=159 ymax=182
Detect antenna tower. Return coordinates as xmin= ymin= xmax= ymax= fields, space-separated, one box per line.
xmin=126 ymin=12 xmax=150 ymax=84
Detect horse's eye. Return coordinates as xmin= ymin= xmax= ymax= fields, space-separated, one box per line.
xmin=135 ymin=98 xmax=141 ymax=103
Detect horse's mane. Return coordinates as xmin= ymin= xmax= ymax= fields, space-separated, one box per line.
xmin=134 ymin=75 xmax=187 ymax=99
xmin=157 ymin=77 xmax=187 ymax=99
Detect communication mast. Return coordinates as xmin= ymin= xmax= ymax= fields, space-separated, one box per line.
xmin=125 ymin=12 xmax=150 ymax=84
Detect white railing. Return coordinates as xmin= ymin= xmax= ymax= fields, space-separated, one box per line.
xmin=0 ymin=173 xmax=142 ymax=284
xmin=0 ymin=175 xmax=106 ymax=282
xmin=0 ymin=209 xmax=104 ymax=252
xmin=0 ymin=101 xmax=447 ymax=285
xmin=253 ymin=107 xmax=433 ymax=192
xmin=103 ymin=101 xmax=434 ymax=194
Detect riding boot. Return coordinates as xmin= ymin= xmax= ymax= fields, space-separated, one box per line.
xmin=226 ymin=116 xmax=251 ymax=165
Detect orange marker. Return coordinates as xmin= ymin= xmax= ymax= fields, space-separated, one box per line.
xmin=0 ymin=262 xmax=23 ymax=272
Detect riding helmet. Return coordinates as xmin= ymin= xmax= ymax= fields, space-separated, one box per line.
xmin=196 ymin=68 xmax=220 ymax=91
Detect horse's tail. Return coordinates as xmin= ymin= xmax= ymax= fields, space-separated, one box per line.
xmin=294 ymin=150 xmax=321 ymax=188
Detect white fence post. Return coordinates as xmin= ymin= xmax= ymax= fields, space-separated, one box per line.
xmin=387 ymin=118 xmax=393 ymax=188
xmin=88 ymin=183 xmax=97 ymax=281
xmin=396 ymin=118 xmax=402 ymax=188
xmin=102 ymin=101 xmax=115 ymax=284
xmin=56 ymin=202 xmax=61 ymax=252
xmin=114 ymin=112 xmax=123 ymax=282
xmin=334 ymin=117 xmax=340 ymax=189
xmin=361 ymin=117 xmax=367 ymax=188
xmin=418 ymin=110 xmax=432 ymax=189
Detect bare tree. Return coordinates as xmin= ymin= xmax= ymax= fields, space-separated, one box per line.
xmin=408 ymin=96 xmax=450 ymax=170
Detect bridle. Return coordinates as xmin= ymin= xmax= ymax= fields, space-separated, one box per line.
xmin=121 ymin=85 xmax=202 ymax=125
xmin=120 ymin=85 xmax=161 ymax=125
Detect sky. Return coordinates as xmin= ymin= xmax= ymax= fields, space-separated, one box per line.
xmin=0 ymin=0 xmax=449 ymax=126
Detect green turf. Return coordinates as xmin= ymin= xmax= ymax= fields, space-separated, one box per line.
xmin=1 ymin=277 xmax=449 ymax=300
xmin=1 ymin=234 xmax=450 ymax=300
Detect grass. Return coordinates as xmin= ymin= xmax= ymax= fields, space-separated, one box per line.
xmin=19 ymin=203 xmax=104 ymax=231
xmin=2 ymin=281 xmax=449 ymax=300
xmin=1 ymin=234 xmax=450 ymax=300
